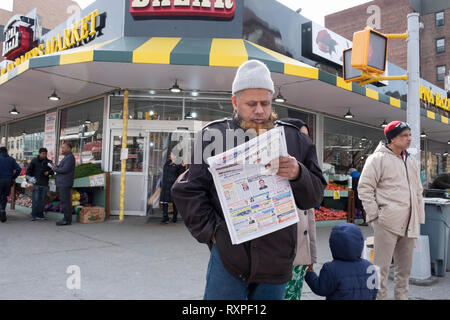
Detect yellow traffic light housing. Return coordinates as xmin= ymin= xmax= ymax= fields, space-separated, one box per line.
xmin=343 ymin=48 xmax=363 ymax=82
xmin=351 ymin=27 xmax=388 ymax=74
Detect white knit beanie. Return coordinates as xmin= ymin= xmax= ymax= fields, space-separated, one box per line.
xmin=232 ymin=60 xmax=274 ymax=96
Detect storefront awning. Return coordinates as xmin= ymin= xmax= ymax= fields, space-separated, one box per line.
xmin=0 ymin=37 xmax=448 ymax=143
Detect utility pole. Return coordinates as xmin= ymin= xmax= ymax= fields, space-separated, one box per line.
xmin=407 ymin=12 xmax=421 ymax=175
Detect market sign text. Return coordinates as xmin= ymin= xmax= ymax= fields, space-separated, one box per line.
xmin=1 ymin=9 xmax=105 ymax=77
xmin=130 ymin=0 xmax=236 ymax=18
xmin=420 ymin=85 xmax=450 ymax=112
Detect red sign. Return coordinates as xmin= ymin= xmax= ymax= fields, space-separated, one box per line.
xmin=3 ymin=26 xmax=35 ymax=61
xmin=2 ymin=12 xmax=40 ymax=61
xmin=130 ymin=0 xmax=236 ymax=18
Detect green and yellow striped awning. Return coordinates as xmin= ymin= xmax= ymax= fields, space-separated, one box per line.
xmin=0 ymin=36 xmax=447 ymax=126
xmin=0 ymin=37 xmax=318 ymax=83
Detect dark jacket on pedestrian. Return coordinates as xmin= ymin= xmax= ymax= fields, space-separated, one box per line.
xmin=171 ymin=118 xmax=327 ymax=284
xmin=160 ymin=159 xmax=185 ymax=203
xmin=0 ymin=152 xmax=21 ymax=181
xmin=26 ymin=157 xmax=54 ymax=186
xmin=53 ymin=152 xmax=76 ymax=187
xmin=305 ymin=223 xmax=378 ymax=300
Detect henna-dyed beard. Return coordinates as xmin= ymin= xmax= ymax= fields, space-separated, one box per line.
xmin=233 ymin=112 xmax=278 ymax=136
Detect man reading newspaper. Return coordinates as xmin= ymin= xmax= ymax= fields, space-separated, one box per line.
xmin=172 ymin=60 xmax=326 ymax=300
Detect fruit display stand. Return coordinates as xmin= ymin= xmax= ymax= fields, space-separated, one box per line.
xmin=10 ymin=173 xmax=110 ymax=221
xmin=9 ymin=176 xmax=32 ymax=210
xmin=71 ymin=172 xmax=111 ymax=220
xmin=315 ymin=185 xmax=356 ymax=223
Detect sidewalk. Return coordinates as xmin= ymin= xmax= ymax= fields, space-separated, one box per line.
xmin=0 ymin=209 xmax=449 ymax=300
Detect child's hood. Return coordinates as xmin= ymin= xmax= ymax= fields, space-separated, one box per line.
xmin=329 ymin=223 xmax=364 ymax=261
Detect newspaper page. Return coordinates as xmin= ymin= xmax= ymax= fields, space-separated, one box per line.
xmin=207 ymin=126 xmax=299 ymax=245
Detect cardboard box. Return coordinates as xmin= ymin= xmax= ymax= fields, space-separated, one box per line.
xmin=79 ymin=206 xmax=105 ymax=224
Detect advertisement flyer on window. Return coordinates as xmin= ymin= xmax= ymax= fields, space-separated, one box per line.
xmin=44 ymin=111 xmax=57 ymax=162
xmin=207 ymin=126 xmax=299 ymax=245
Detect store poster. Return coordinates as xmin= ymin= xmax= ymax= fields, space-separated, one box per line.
xmin=44 ymin=112 xmax=57 ymax=162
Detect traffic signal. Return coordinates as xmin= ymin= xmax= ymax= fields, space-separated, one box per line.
xmin=343 ymin=48 xmax=363 ymax=82
xmin=351 ymin=27 xmax=388 ymax=74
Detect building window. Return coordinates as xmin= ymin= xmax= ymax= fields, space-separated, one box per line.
xmin=437 ymin=65 xmax=446 ymax=81
xmin=436 ymin=38 xmax=445 ymax=54
xmin=323 ymin=117 xmax=385 ymax=176
xmin=436 ymin=11 xmax=445 ymax=27
xmin=59 ymin=98 xmax=104 ymax=166
xmin=7 ymin=115 xmax=45 ymax=163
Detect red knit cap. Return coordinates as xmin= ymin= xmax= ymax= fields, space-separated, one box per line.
xmin=384 ymin=121 xmax=410 ymax=142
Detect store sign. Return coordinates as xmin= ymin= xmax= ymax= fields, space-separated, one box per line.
xmin=302 ymin=21 xmax=389 ymax=85
xmin=1 ymin=9 xmax=106 ymax=77
xmin=420 ymin=85 xmax=450 ymax=112
xmin=2 ymin=10 xmax=42 ymax=61
xmin=130 ymin=0 xmax=236 ymax=18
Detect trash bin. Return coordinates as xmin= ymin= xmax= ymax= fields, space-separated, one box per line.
xmin=420 ymin=198 xmax=450 ymax=277
xmin=410 ymin=235 xmax=431 ymax=280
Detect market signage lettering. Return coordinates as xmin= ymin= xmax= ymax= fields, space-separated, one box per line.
xmin=420 ymin=85 xmax=450 ymax=112
xmin=130 ymin=0 xmax=236 ymax=18
xmin=1 ymin=9 xmax=105 ymax=77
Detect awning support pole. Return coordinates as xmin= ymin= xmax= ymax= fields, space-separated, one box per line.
xmin=119 ymin=89 xmax=129 ymax=221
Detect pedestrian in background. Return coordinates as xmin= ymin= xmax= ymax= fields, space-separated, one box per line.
xmin=27 ymin=148 xmax=54 ymax=221
xmin=0 ymin=147 xmax=21 ymax=223
xmin=348 ymin=168 xmax=367 ymax=226
xmin=160 ymin=151 xmax=185 ymax=224
xmin=53 ymin=142 xmax=76 ymax=226
xmin=358 ymin=121 xmax=425 ymax=300
xmin=305 ymin=223 xmax=378 ymax=300
xmin=278 ymin=118 xmax=317 ymax=300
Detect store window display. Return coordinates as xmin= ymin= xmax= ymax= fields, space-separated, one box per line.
xmin=59 ymin=99 xmax=104 ymax=166
xmin=7 ymin=115 xmax=45 ymax=164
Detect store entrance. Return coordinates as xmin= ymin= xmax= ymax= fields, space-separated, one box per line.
xmin=109 ymin=121 xmax=202 ymax=216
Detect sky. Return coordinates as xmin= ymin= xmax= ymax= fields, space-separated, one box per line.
xmin=72 ymin=0 xmax=374 ymax=25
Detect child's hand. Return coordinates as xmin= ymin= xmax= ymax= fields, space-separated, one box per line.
xmin=306 ymin=264 xmax=314 ymax=273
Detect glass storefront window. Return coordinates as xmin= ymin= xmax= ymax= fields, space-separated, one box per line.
xmin=184 ymin=98 xmax=234 ymax=121
xmin=7 ymin=115 xmax=45 ymax=165
xmin=421 ymin=139 xmax=449 ymax=187
xmin=272 ymin=105 xmax=315 ymax=142
xmin=112 ymin=135 xmax=145 ymax=172
xmin=59 ymin=98 xmax=104 ymax=165
xmin=323 ymin=117 xmax=385 ymax=175
xmin=110 ymin=96 xmax=183 ymax=121
xmin=1 ymin=125 xmax=6 ymax=147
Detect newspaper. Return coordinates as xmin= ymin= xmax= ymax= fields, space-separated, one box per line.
xmin=207 ymin=126 xmax=299 ymax=245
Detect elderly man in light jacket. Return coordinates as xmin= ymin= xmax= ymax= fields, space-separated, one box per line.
xmin=358 ymin=121 xmax=425 ymax=300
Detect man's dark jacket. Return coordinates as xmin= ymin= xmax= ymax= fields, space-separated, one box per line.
xmin=26 ymin=157 xmax=54 ymax=186
xmin=171 ymin=118 xmax=327 ymax=284
xmin=0 ymin=153 xmax=21 ymax=180
xmin=160 ymin=160 xmax=186 ymax=203
xmin=53 ymin=153 xmax=76 ymax=188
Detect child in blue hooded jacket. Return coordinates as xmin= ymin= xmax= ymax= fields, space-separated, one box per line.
xmin=305 ymin=223 xmax=378 ymax=300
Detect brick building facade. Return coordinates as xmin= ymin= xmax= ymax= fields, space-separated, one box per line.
xmin=1 ymin=0 xmax=80 ymax=62
xmin=325 ymin=0 xmax=450 ymax=90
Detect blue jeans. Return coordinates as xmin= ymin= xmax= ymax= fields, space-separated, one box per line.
xmin=31 ymin=185 xmax=48 ymax=218
xmin=203 ymin=244 xmax=286 ymax=300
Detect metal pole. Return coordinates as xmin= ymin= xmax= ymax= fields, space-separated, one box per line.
xmin=407 ymin=13 xmax=421 ymax=175
xmin=119 ymin=90 xmax=129 ymax=221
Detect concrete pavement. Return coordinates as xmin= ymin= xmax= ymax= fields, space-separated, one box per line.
xmin=0 ymin=208 xmax=449 ymax=300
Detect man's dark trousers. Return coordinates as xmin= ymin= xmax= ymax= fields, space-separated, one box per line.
xmin=31 ymin=185 xmax=49 ymax=219
xmin=58 ymin=187 xmax=72 ymax=223
xmin=0 ymin=178 xmax=11 ymax=212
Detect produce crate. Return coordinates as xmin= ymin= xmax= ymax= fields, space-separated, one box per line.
xmin=79 ymin=206 xmax=105 ymax=224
